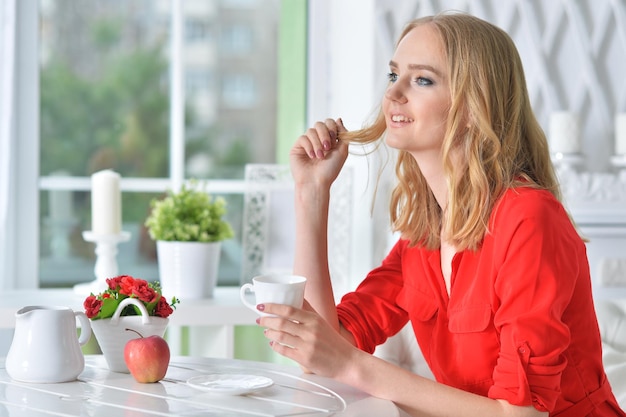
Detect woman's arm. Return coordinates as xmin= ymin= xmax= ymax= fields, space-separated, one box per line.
xmin=288 ymin=118 xmax=349 ymax=332
xmin=260 ymin=303 xmax=547 ymax=417
xmin=293 ymin=181 xmax=337 ymax=328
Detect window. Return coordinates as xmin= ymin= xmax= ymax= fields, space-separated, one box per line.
xmin=185 ymin=69 xmax=212 ymax=97
xmin=185 ymin=19 xmax=211 ymax=43
xmin=13 ymin=0 xmax=289 ymax=289
xmin=220 ymin=25 xmax=253 ymax=55
xmin=222 ymin=73 xmax=256 ymax=107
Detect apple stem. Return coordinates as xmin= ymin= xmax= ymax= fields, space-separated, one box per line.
xmin=125 ymin=328 xmax=144 ymax=338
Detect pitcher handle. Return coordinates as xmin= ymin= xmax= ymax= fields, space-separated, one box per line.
xmin=74 ymin=311 xmax=92 ymax=346
xmin=110 ymin=298 xmax=151 ymax=325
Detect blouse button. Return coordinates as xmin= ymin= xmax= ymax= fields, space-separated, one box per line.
xmin=518 ymin=347 xmax=526 ymax=354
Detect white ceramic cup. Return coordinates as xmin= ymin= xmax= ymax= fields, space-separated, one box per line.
xmin=240 ymin=274 xmax=307 ymax=315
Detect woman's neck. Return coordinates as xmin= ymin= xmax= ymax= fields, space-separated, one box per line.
xmin=410 ymin=152 xmax=449 ymax=211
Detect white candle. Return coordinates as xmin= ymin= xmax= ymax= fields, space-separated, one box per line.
xmin=91 ymin=170 xmax=121 ymax=235
xmin=549 ymin=112 xmax=581 ymax=154
xmin=615 ymin=113 xmax=626 ymax=155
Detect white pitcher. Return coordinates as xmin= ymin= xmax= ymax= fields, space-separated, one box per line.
xmin=6 ymin=305 xmax=92 ymax=383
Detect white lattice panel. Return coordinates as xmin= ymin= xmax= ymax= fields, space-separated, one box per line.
xmin=374 ymin=0 xmax=626 ymax=172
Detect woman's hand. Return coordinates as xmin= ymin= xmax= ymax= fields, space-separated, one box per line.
xmin=289 ymin=118 xmax=349 ymax=189
xmin=257 ymin=301 xmax=360 ymax=379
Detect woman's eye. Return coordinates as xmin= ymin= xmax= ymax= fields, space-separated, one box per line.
xmin=415 ymin=77 xmax=433 ymax=86
xmin=387 ymin=72 xmax=398 ymax=83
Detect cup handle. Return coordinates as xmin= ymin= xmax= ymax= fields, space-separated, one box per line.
xmin=74 ymin=311 xmax=92 ymax=346
xmin=240 ymin=283 xmax=257 ymax=312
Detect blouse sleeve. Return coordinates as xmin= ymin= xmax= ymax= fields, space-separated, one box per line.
xmin=488 ymin=191 xmax=582 ymax=411
xmin=337 ymin=239 xmax=410 ymax=353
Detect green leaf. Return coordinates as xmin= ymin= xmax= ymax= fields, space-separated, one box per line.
xmin=97 ymin=297 xmax=121 ymax=320
xmin=145 ymin=294 xmax=161 ymax=315
xmin=144 ymin=180 xmax=234 ymax=242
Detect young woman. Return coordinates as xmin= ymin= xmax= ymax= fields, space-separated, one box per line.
xmin=256 ymin=12 xmax=625 ymax=417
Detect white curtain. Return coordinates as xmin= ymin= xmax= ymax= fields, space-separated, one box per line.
xmin=0 ymin=0 xmax=17 ymax=290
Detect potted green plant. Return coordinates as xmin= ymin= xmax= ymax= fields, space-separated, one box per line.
xmin=145 ymin=181 xmax=234 ymax=299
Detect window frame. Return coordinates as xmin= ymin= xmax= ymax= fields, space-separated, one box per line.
xmin=14 ymin=0 xmax=307 ymax=289
xmin=15 ymin=0 xmax=39 ymax=289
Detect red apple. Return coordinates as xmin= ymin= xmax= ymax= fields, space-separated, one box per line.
xmin=123 ymin=328 xmax=170 ymax=383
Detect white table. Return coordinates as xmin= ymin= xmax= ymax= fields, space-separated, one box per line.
xmin=0 ymin=355 xmax=401 ymax=416
xmin=0 ymin=287 xmax=257 ymax=357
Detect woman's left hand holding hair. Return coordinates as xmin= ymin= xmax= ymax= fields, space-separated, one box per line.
xmin=289 ymin=118 xmax=349 ymax=190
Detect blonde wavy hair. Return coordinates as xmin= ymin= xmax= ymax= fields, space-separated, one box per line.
xmin=340 ymin=12 xmax=561 ymax=251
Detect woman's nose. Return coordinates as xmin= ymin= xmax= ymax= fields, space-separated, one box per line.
xmin=385 ymin=82 xmax=407 ymax=103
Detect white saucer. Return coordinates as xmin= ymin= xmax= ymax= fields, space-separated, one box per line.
xmin=187 ymin=374 xmax=274 ymax=396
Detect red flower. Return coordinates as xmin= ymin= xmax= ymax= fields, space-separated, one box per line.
xmin=154 ymin=296 xmax=174 ymax=318
xmin=86 ymin=275 xmax=177 ymax=320
xmin=106 ymin=276 xmax=124 ymax=291
xmin=129 ymin=279 xmax=158 ymax=303
xmin=83 ymin=295 xmax=102 ymax=319
xmin=119 ymin=275 xmax=137 ymax=296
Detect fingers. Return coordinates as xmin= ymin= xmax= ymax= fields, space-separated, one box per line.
xmin=336 ymin=117 xmax=347 ymax=134
xmin=296 ymin=118 xmax=346 ymax=160
xmin=257 ymin=303 xmax=310 ymax=346
xmin=256 ymin=307 xmax=303 ymax=360
xmin=258 ymin=303 xmax=307 ymax=324
xmin=256 ymin=303 xmax=351 ymax=378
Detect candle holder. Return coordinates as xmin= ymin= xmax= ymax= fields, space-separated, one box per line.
xmin=73 ymin=231 xmax=131 ymax=295
xmin=551 ymin=152 xmax=584 ymax=174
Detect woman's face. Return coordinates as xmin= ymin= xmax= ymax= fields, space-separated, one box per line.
xmin=383 ymin=24 xmax=451 ymax=160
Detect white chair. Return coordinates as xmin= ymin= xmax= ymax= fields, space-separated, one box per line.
xmin=240 ymin=164 xmax=354 ymax=299
xmin=595 ymin=299 xmax=626 ymax=409
xmin=373 ymin=323 xmax=434 ymax=379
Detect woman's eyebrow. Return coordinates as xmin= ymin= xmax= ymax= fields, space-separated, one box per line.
xmin=389 ymin=60 xmax=442 ymax=77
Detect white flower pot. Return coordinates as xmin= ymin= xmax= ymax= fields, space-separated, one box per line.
xmin=156 ymin=240 xmax=221 ymax=299
xmin=90 ymin=298 xmax=168 ymax=373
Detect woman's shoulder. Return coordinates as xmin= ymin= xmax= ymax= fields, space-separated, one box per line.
xmin=492 ymin=186 xmax=568 ymax=225
xmin=499 ymin=186 xmax=561 ymax=211
xmin=489 ymin=186 xmax=583 ymax=247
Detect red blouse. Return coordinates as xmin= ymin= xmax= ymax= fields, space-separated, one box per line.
xmin=337 ymin=187 xmax=624 ymax=416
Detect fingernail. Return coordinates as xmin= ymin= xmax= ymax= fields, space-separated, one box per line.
xmin=309 ymin=150 xmax=316 ymax=159
xmin=255 ymin=317 xmax=261 ymax=324
xmin=317 ymin=149 xmax=325 ymax=158
xmin=323 ymin=141 xmax=330 ymax=150
xmin=257 ymin=304 xmax=265 ymax=311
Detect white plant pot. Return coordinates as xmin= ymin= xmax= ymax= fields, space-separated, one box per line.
xmin=156 ymin=240 xmax=221 ymax=300
xmin=90 ymin=298 xmax=169 ymax=373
